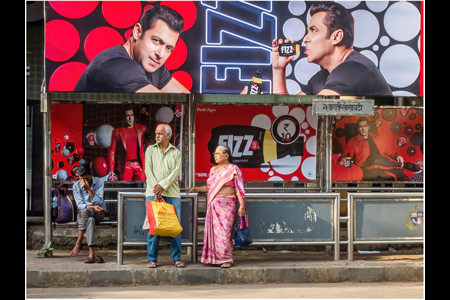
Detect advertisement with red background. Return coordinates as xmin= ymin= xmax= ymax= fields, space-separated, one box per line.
xmin=195 ymin=105 xmax=317 ymax=182
xmin=51 ymin=104 xmax=84 ymax=181
xmin=51 ymin=103 xmax=183 ymax=182
xmin=45 ymin=1 xmax=423 ymax=96
xmin=332 ymin=108 xmax=423 ymax=182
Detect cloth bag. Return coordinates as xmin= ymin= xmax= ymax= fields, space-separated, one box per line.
xmin=145 ymin=198 xmax=183 ymax=238
xmin=52 ymin=183 xmax=77 ymax=223
xmin=234 ymin=216 xmax=253 ymax=247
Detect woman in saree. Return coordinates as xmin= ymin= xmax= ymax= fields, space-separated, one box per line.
xmin=187 ymin=145 xmax=248 ymax=268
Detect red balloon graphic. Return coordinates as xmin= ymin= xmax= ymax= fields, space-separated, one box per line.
xmin=49 ymin=1 xmax=99 ymax=19
xmin=45 ymin=20 xmax=80 ymax=62
xmin=172 ymin=70 xmax=193 ymax=91
xmin=102 ymin=1 xmax=142 ymax=28
xmin=92 ymin=157 xmax=109 ymax=177
xmin=84 ymin=27 xmax=124 ymax=62
xmin=49 ymin=62 xmax=87 ymax=92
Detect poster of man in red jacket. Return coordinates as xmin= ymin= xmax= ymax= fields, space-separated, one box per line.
xmin=107 ymin=105 xmax=151 ymax=181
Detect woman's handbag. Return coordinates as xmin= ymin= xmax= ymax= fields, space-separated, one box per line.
xmin=145 ymin=198 xmax=183 ymax=238
xmin=234 ymin=216 xmax=253 ymax=247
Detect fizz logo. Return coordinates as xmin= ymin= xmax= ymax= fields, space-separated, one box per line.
xmin=249 ymin=83 xmax=259 ymax=94
xmin=218 ymin=135 xmax=254 ymax=157
xmin=280 ymin=45 xmax=294 ymax=55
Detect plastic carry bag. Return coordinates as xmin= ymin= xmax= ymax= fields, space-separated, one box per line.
xmin=145 ymin=198 xmax=183 ymax=238
xmin=234 ymin=216 xmax=253 ymax=247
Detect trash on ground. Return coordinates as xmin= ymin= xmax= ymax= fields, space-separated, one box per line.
xmin=262 ymin=247 xmax=268 ymax=253
xmin=388 ymin=247 xmax=396 ymax=252
xmin=357 ymin=250 xmax=380 ymax=254
xmin=279 ymin=250 xmax=293 ymax=254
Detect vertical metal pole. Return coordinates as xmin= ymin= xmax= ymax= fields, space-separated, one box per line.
xmin=117 ymin=193 xmax=123 ymax=265
xmin=347 ymin=193 xmax=354 ymax=261
xmin=192 ymin=194 xmax=198 ymax=262
xmin=333 ymin=195 xmax=340 ymax=261
xmin=188 ymin=94 xmax=198 ymax=261
xmin=41 ymin=92 xmax=53 ymax=254
xmin=324 ymin=115 xmax=333 ymax=256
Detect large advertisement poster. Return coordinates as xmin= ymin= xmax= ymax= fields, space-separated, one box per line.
xmin=331 ymin=108 xmax=424 ymax=182
xmin=45 ymin=1 xmax=423 ymax=96
xmin=51 ymin=103 xmax=183 ymax=182
xmin=195 ymin=105 xmax=317 ymax=182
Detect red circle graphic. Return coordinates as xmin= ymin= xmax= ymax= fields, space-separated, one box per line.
xmin=84 ymin=27 xmax=124 ymax=62
xmin=49 ymin=62 xmax=87 ymax=92
xmin=165 ymin=38 xmax=187 ymax=70
xmin=102 ymin=1 xmax=142 ymax=28
xmin=49 ymin=1 xmax=99 ymax=19
xmin=45 ymin=20 xmax=80 ymax=62
xmin=172 ymin=70 xmax=193 ymax=91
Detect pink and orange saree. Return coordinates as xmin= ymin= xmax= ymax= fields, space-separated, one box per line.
xmin=201 ymin=164 xmax=248 ymax=265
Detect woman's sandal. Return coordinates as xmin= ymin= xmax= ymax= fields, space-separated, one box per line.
xmin=220 ymin=262 xmax=233 ymax=268
xmin=173 ymin=260 xmax=185 ymax=268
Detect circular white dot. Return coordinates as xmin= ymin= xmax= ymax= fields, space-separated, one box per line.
xmin=301 ymin=157 xmax=316 ymax=179
xmin=271 ymin=155 xmax=302 ymax=175
xmin=372 ymin=45 xmax=379 ymax=51
xmin=251 ymin=114 xmax=272 ymax=130
xmin=380 ymin=36 xmax=390 ymax=46
xmin=305 ymin=129 xmax=310 ymax=134
xmin=367 ymin=1 xmax=389 ymax=13
xmin=393 ymin=90 xmax=417 ymax=97
xmin=269 ymin=171 xmax=274 ymax=176
xmin=294 ymin=57 xmax=321 ymax=85
xmin=285 ymin=63 xmax=292 ymax=77
xmin=384 ymin=2 xmax=420 ymax=42
xmin=286 ymin=79 xmax=301 ymax=95
xmin=291 ymin=176 xmax=299 ymax=181
xmin=288 ymin=1 xmax=306 ymax=16
xmin=306 ymin=136 xmax=316 ymax=155
xmin=336 ymin=1 xmax=361 ymax=9
xmin=289 ymin=107 xmax=306 ymax=124
xmin=301 ymin=122 xmax=308 ymax=129
xmin=306 ymin=106 xmax=318 ymax=130
xmin=260 ymin=162 xmax=270 ymax=172
xmin=360 ymin=50 xmax=378 ymax=67
xmin=283 ymin=18 xmax=305 ymax=42
xmin=268 ymin=176 xmax=284 ymax=182
xmin=352 ymin=10 xmax=379 ymax=48
xmin=380 ymin=45 xmax=420 ymax=88
xmin=272 ymin=106 xmax=289 ymax=117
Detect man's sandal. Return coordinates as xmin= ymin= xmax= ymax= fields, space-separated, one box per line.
xmin=94 ymin=256 xmax=105 ymax=263
xmin=147 ymin=261 xmax=157 ymax=268
xmin=173 ymin=260 xmax=185 ymax=268
xmin=220 ymin=262 xmax=233 ymax=268
xmin=84 ymin=257 xmax=95 ymax=263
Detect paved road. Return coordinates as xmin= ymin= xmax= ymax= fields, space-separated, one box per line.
xmin=26 ymin=282 xmax=424 ymax=299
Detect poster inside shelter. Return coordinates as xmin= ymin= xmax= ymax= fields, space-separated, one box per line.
xmin=45 ymin=1 xmax=423 ymax=96
xmin=195 ymin=105 xmax=318 ymax=182
xmin=51 ymin=103 xmax=183 ymax=182
xmin=331 ymin=108 xmax=423 ymax=182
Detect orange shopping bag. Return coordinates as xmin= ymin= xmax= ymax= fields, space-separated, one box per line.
xmin=145 ymin=198 xmax=183 ymax=238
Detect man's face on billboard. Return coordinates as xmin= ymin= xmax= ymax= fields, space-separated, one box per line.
xmin=303 ymin=11 xmax=335 ymax=66
xmin=124 ymin=110 xmax=134 ymax=128
xmin=134 ymin=19 xmax=180 ymax=74
xmin=357 ymin=120 xmax=370 ymax=139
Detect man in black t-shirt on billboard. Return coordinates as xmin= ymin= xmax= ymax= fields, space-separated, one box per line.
xmin=74 ymin=5 xmax=190 ymax=94
xmin=272 ymin=1 xmax=392 ymax=96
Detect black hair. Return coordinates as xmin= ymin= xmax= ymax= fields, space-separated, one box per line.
xmin=138 ymin=5 xmax=184 ymax=37
xmin=309 ymin=1 xmax=354 ymax=48
xmin=78 ymin=163 xmax=92 ymax=176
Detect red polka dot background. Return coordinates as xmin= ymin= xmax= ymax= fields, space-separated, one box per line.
xmin=45 ymin=1 xmax=196 ymax=92
xmin=45 ymin=1 xmax=423 ymax=96
xmin=332 ymin=108 xmax=423 ymax=182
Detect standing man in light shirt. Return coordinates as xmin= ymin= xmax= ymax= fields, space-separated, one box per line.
xmin=144 ymin=123 xmax=184 ymax=268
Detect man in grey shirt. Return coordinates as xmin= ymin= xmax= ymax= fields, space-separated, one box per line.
xmin=70 ymin=163 xmax=106 ymax=263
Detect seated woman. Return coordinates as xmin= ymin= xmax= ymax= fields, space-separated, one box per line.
xmin=187 ymin=145 xmax=248 ymax=268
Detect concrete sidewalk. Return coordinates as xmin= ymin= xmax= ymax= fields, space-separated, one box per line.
xmin=26 ymin=247 xmax=423 ymax=288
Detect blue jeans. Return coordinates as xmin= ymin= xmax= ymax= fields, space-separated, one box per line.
xmin=145 ymin=196 xmax=182 ymax=262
